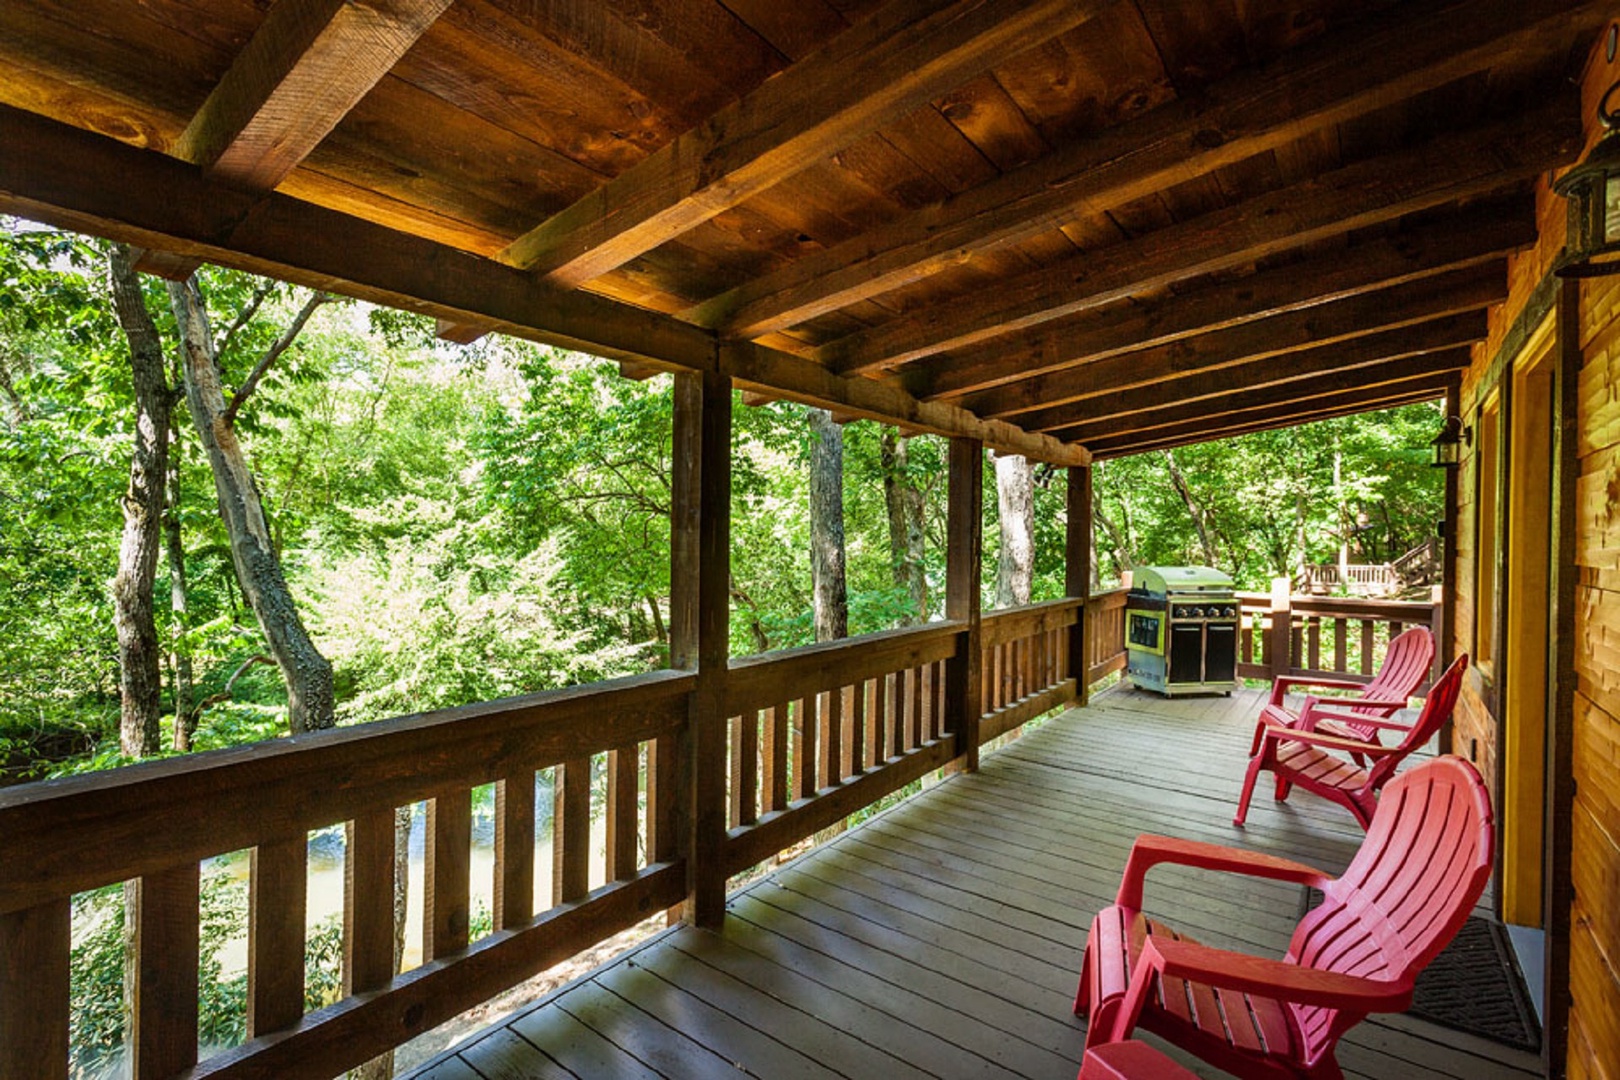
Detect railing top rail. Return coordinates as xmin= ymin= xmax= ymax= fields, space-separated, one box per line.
xmin=1235 ymin=592 xmax=1437 ymax=618
xmin=981 ymin=596 xmax=1084 ymax=622
xmin=0 ymin=667 xmax=694 ymax=916
xmin=726 ymin=619 xmax=965 ymax=716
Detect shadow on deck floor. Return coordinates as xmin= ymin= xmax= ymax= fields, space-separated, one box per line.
xmin=409 ymin=685 xmax=1540 ymax=1080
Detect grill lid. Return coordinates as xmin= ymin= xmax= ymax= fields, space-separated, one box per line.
xmin=1137 ymin=565 xmax=1234 ymax=595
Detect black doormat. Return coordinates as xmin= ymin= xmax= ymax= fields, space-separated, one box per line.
xmin=1299 ymin=889 xmax=1540 ymax=1052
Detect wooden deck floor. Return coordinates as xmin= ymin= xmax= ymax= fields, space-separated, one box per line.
xmin=408 ymin=685 xmax=1542 ymax=1080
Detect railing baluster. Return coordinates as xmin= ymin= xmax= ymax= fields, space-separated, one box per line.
xmin=795 ymin=697 xmax=817 ymax=799
xmin=249 ymin=836 xmax=308 ymax=1036
xmin=647 ymin=735 xmax=679 ymax=863
xmin=845 ymin=683 xmax=863 ymax=779
xmin=495 ymin=772 xmax=536 ymax=927
xmin=762 ymin=702 xmax=789 ymax=813
xmin=731 ymin=713 xmax=759 ymax=828
xmin=606 ymin=748 xmax=639 ymax=880
xmin=553 ymin=759 xmax=590 ymax=905
xmin=130 ymin=863 xmax=200 ymax=1079
xmin=819 ymin=688 xmax=841 ymax=789
xmin=0 ymin=898 xmax=69 ymax=1080
xmin=1360 ymin=620 xmax=1376 ymax=675
xmin=345 ymin=808 xmax=396 ymax=995
xmin=863 ymin=679 xmax=881 ymax=770
xmin=935 ymin=659 xmax=949 ymax=738
xmin=919 ymin=663 xmax=934 ymax=742
xmin=1307 ymin=616 xmax=1321 ymax=670
xmin=428 ymin=789 xmax=471 ymax=957
xmin=1333 ymin=619 xmax=1348 ymax=673
xmin=888 ymin=671 xmax=904 ymax=758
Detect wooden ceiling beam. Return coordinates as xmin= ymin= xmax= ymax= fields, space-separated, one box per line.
xmin=1086 ymin=388 xmax=1447 ymax=460
xmin=689 ymin=0 xmax=1604 ymax=340
xmin=965 ymin=262 xmax=1505 ymax=420
xmin=135 ymin=0 xmax=453 ymax=279
xmin=0 ymin=102 xmax=715 ymax=367
xmin=494 ymin=0 xmax=1108 ymax=291
xmin=0 ymin=106 xmax=1086 ymax=465
xmin=1054 ymin=348 xmax=1472 ymax=445
xmin=911 ymin=203 xmax=1533 ymax=402
xmin=1022 ymin=313 xmax=1482 ymax=433
xmin=721 ymin=343 xmax=1088 ymax=465
xmin=1065 ymin=360 xmax=1463 ymax=448
xmin=819 ymin=98 xmax=1579 ymax=375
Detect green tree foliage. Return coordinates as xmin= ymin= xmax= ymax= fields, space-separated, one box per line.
xmin=1091 ymin=409 xmax=1443 ymax=589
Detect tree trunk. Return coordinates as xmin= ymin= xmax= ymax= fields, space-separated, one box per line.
xmin=166 ymin=433 xmax=197 ymax=751
xmin=1164 ymin=450 xmax=1218 ymax=567
xmin=880 ymin=428 xmax=928 ymax=624
xmin=167 ymin=277 xmax=335 ymax=732
xmin=108 ymin=245 xmax=169 ymax=758
xmin=993 ymin=452 xmax=1034 ymax=608
xmin=808 ymin=408 xmax=847 ymax=642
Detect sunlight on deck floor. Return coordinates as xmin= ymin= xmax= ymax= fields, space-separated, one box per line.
xmin=408 ymin=685 xmax=1539 ymax=1080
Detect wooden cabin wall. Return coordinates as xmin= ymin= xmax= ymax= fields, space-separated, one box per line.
xmin=1455 ymin=26 xmax=1620 ymax=1078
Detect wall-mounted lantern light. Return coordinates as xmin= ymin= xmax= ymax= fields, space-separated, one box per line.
xmin=1431 ymin=415 xmax=1469 ymax=469
xmin=1554 ymin=79 xmax=1620 ymax=278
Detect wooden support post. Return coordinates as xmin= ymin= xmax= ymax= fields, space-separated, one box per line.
xmin=1268 ymin=576 xmax=1293 ymax=681
xmin=946 ymin=437 xmax=984 ymax=770
xmin=1438 ymin=372 xmax=1463 ymax=752
xmin=1067 ymin=465 xmax=1093 ymax=704
xmin=671 ymin=365 xmax=732 ymax=928
xmin=0 ymin=899 xmax=70 ymax=1080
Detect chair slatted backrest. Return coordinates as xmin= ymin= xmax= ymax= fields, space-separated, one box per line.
xmin=1362 ymin=654 xmax=1467 ymax=793
xmin=1282 ymin=747 xmax=1493 ymax=1067
xmin=1345 ymin=627 xmax=1434 ymax=722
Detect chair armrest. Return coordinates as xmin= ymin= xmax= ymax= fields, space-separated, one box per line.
xmin=1140 ymin=936 xmax=1413 ymax=1012
xmin=1307 ymin=708 xmax=1414 ymax=732
xmin=1116 ymin=835 xmax=1332 ymax=909
xmin=1264 ymin=724 xmax=1398 ymax=758
xmin=1270 ymin=675 xmax=1365 ymax=706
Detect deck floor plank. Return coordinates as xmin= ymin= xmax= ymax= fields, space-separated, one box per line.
xmin=407 ymin=685 xmax=1540 ymax=1080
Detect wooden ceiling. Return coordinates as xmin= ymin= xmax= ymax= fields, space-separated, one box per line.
xmin=0 ymin=0 xmax=1606 ymax=461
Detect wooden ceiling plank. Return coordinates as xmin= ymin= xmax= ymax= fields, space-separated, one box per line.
xmin=494 ymin=0 xmax=1109 ymax=290
xmin=1064 ymin=358 xmax=1465 ymax=447
xmin=135 ymin=0 xmax=454 ymax=279
xmin=912 ymin=203 xmax=1533 ymax=401
xmin=965 ymin=261 xmax=1506 ymax=419
xmin=1022 ymin=313 xmax=1482 ymax=433
xmin=1088 ymin=388 xmax=1445 ymax=456
xmin=0 ymin=104 xmax=1085 ymax=465
xmin=1043 ymin=348 xmax=1477 ymax=446
xmin=820 ymin=97 xmax=1578 ymax=374
xmin=690 ymin=0 xmax=1605 ymax=339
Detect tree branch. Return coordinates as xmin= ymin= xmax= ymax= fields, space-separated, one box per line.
xmin=224 ymin=291 xmax=329 ymax=424
xmin=214 ymin=279 xmax=276 ymax=360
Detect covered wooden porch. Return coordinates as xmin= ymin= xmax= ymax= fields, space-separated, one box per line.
xmin=2 ymin=0 xmax=1616 ymax=1076
xmin=412 ymin=684 xmax=1535 ymax=1080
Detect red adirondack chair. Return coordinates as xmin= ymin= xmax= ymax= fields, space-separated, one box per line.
xmin=1252 ymin=626 xmax=1435 ymax=764
xmin=1078 ymin=755 xmax=1493 ymax=1080
xmin=1234 ymin=653 xmax=1466 ymax=830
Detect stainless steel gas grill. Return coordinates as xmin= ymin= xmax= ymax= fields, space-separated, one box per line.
xmin=1125 ymin=566 xmax=1241 ymax=697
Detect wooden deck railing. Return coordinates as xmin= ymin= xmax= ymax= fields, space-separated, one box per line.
xmin=0 ymin=596 xmax=1132 ymax=1080
xmin=1236 ymin=588 xmax=1442 ymax=692
xmin=0 ymin=669 xmax=695 ymax=1080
